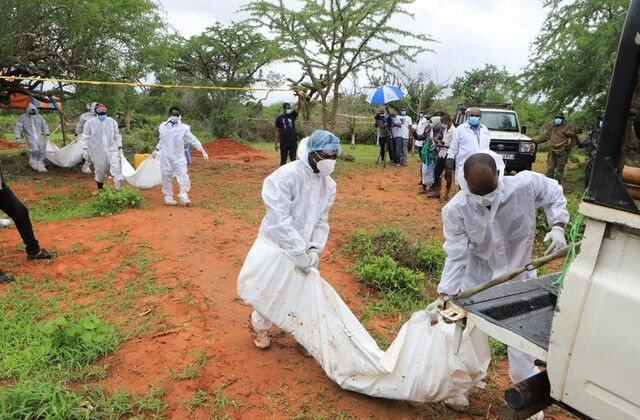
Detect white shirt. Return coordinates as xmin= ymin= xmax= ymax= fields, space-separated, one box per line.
xmin=438 ymin=125 xmax=455 ymax=159
xmin=394 ymin=115 xmax=412 ymax=139
xmin=415 ymin=117 xmax=429 ymax=136
xmin=447 ymin=122 xmax=492 ymax=185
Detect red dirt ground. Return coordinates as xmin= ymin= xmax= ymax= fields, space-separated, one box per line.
xmin=0 ymin=139 xmax=570 ymax=419
xmin=0 ymin=139 xmax=23 ymax=150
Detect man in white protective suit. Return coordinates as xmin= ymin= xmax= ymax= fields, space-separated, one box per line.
xmin=152 ymin=106 xmax=209 ymax=207
xmin=75 ymin=101 xmax=98 ymax=174
xmin=81 ymin=104 xmax=124 ymax=191
xmin=249 ymin=129 xmax=341 ymax=349
xmin=434 ymin=151 xmax=569 ymax=417
xmin=14 ymin=103 xmax=50 ymax=172
xmin=445 ymin=107 xmax=491 ymax=188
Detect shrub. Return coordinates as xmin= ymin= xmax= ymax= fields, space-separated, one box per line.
xmin=354 ymin=255 xmax=424 ymax=296
xmin=346 ymin=227 xmax=445 ymax=275
xmin=412 ymin=240 xmax=446 ymax=275
xmin=90 ymin=187 xmax=143 ymax=217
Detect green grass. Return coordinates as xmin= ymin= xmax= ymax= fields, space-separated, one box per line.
xmin=28 ymin=187 xmax=144 ymax=222
xmin=0 ymin=381 xmax=167 ymax=419
xmin=0 ymin=279 xmax=167 ymax=418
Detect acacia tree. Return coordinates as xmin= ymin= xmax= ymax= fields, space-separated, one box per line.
xmin=243 ymin=0 xmax=432 ymax=130
xmin=524 ymin=0 xmax=629 ymax=113
xmin=0 ymin=0 xmax=165 ymax=104
xmin=451 ymin=64 xmax=519 ymax=104
xmin=166 ymin=21 xmax=282 ymax=136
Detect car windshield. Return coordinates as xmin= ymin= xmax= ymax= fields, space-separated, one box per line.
xmin=470 ymin=111 xmax=519 ymax=132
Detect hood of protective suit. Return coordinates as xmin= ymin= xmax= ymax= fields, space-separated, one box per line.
xmin=296 ymin=137 xmax=313 ymax=170
xmin=26 ymin=103 xmax=38 ymax=115
xmin=458 ymin=149 xmax=506 ymax=195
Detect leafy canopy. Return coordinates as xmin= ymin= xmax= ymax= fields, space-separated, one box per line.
xmin=242 ymin=0 xmax=433 ymax=128
xmin=524 ymin=0 xmax=629 ymax=113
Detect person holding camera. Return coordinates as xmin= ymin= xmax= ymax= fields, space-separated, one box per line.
xmin=375 ymin=109 xmax=393 ymax=164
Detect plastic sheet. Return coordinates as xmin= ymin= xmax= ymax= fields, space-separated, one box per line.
xmin=45 ymin=140 xmax=84 ymax=168
xmin=238 ymin=235 xmax=491 ymax=402
xmin=121 ymin=152 xmax=162 ymax=190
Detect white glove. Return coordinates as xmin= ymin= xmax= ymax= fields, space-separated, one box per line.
xmin=294 ymin=253 xmax=311 ymax=275
xmin=152 ymin=149 xmax=159 ymax=159
xmin=16 ymin=137 xmax=23 ymax=144
xmin=425 ymin=298 xmax=445 ymax=325
xmin=308 ymin=250 xmax=320 ymax=268
xmin=544 ymin=226 xmax=567 ymax=255
xmin=202 ymin=150 xmax=210 ymax=161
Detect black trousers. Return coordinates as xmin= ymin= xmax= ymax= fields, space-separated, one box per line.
xmin=379 ymin=137 xmax=392 ymax=161
xmin=433 ymin=156 xmax=451 ymax=190
xmin=0 ymin=181 xmax=40 ymax=255
xmin=280 ymin=141 xmax=298 ymax=166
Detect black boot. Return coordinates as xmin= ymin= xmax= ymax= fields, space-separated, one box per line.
xmin=0 ymin=269 xmax=14 ymax=284
xmin=96 ymin=181 xmax=104 ymax=190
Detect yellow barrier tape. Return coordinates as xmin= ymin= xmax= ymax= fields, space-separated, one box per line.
xmin=0 ymin=74 xmax=292 ymax=92
xmin=0 ymin=74 xmax=375 ymax=120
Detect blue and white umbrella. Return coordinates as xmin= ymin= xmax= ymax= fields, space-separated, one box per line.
xmin=367 ymin=85 xmax=405 ymax=105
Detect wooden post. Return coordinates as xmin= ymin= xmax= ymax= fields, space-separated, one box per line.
xmin=57 ymin=82 xmax=68 ymax=145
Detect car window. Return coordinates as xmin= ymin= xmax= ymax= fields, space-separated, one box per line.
xmin=467 ymin=111 xmax=519 ymax=132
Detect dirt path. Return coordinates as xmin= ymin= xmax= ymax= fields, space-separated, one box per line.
xmin=0 ymin=141 xmax=568 ymax=419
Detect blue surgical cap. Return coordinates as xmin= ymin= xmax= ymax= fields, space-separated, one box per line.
xmin=307 ymin=130 xmax=341 ymax=156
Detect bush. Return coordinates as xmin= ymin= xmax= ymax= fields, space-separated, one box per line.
xmin=412 ymin=240 xmax=446 ymax=275
xmin=90 ymin=187 xmax=143 ymax=217
xmin=346 ymin=228 xmax=446 ymax=318
xmin=354 ymin=255 xmax=424 ymax=296
xmin=346 ymin=227 xmax=445 ymax=275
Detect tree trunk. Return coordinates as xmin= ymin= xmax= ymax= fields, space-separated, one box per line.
xmin=350 ymin=120 xmax=355 ymax=150
xmin=330 ymin=84 xmax=341 ymax=131
xmin=320 ymin=97 xmax=329 ymax=130
xmin=55 ymin=82 xmax=68 ymax=145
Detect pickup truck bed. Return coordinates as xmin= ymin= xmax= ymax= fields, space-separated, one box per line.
xmin=453 ymin=274 xmax=559 ymax=350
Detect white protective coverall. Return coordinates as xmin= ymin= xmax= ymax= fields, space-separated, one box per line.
xmin=81 ymin=116 xmax=123 ymax=188
xmin=76 ymin=102 xmax=97 ymax=174
xmin=250 ymin=137 xmax=337 ymax=332
xmin=15 ymin=104 xmax=50 ymax=171
xmin=75 ymin=103 xmax=97 ymax=137
xmin=438 ymin=151 xmax=569 ymax=387
xmin=447 ymin=121 xmax=491 ymax=188
xmin=155 ymin=119 xmax=205 ymax=199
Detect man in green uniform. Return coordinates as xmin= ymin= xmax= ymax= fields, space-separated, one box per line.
xmin=535 ymin=114 xmax=580 ymax=183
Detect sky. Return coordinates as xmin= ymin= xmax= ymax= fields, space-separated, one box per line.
xmin=156 ymin=0 xmax=547 ymax=104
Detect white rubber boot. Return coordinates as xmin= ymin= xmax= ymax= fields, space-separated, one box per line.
xmin=164 ymin=195 xmax=177 ymax=206
xmin=178 ymin=193 xmax=191 ymax=207
xmin=81 ymin=161 xmax=92 ymax=174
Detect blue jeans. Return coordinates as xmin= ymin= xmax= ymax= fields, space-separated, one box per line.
xmin=393 ymin=137 xmax=404 ymax=164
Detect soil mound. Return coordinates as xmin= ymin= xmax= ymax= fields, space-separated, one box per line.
xmin=203 ymin=138 xmax=266 ymax=162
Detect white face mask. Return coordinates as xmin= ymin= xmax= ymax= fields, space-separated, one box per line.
xmin=316 ymin=159 xmax=336 ymax=176
xmin=468 ymin=188 xmax=500 ymax=207
xmin=170 ymin=116 xmax=180 ymax=124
